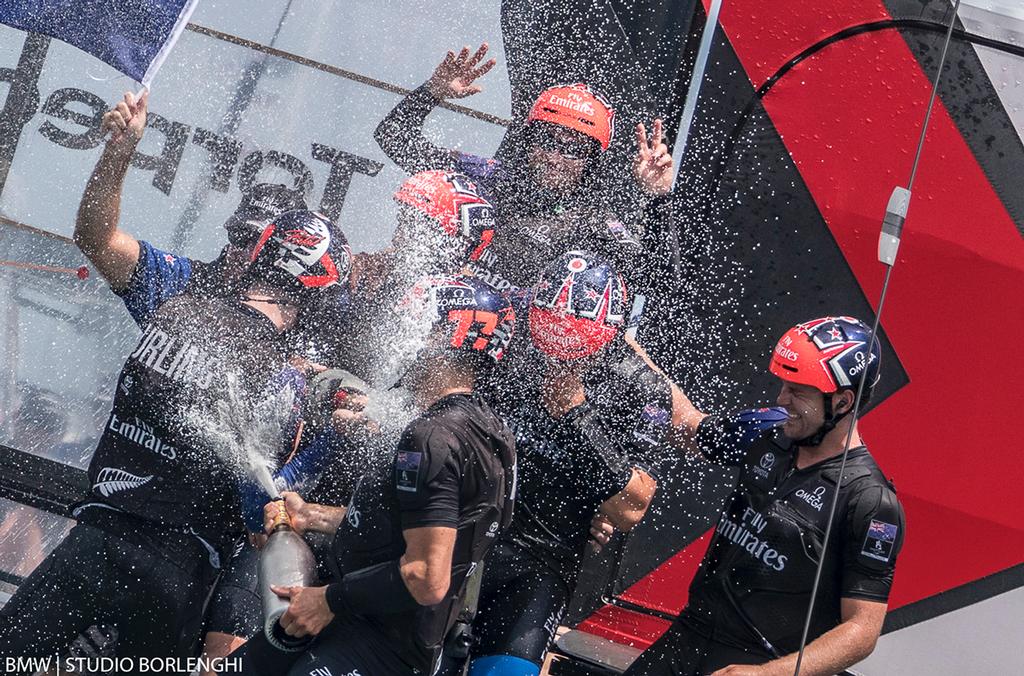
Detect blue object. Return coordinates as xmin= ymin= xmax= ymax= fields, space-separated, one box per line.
xmin=468 ymin=655 xmax=541 ymax=676
xmin=117 ymin=240 xmax=194 ymax=327
xmin=730 ymin=407 xmax=789 ymax=451
xmin=0 ymin=0 xmax=199 ymax=86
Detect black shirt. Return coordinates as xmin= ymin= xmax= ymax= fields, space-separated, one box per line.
xmin=681 ymin=411 xmax=906 ymax=656
xmin=330 ymin=392 xmax=516 ymax=671
xmin=83 ymin=295 xmax=290 ymax=555
xmin=501 ymin=394 xmax=634 ymax=584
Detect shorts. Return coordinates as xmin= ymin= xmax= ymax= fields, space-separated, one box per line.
xmin=0 ymin=518 xmax=218 ymax=674
xmin=622 ymin=620 xmax=769 ymax=676
xmin=235 ymin=616 xmax=415 ymax=676
xmin=206 ymin=539 xmax=262 ymax=639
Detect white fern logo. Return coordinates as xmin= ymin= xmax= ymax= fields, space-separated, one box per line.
xmin=95 ymin=467 xmax=153 ymax=497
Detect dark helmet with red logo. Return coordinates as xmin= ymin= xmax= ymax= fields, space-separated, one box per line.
xmin=397 ymin=274 xmax=516 ymax=365
xmin=528 ymin=250 xmax=628 ymax=361
xmin=393 ymin=170 xmax=496 ymax=265
xmin=527 ymin=83 xmax=615 ymax=152
xmin=769 ymin=316 xmax=881 ymax=444
xmin=248 ymin=210 xmax=351 ymax=302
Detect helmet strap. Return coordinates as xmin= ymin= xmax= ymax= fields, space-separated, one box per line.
xmin=794 ymin=393 xmax=851 ymax=447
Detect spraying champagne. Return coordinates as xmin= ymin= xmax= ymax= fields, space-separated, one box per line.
xmin=259 ymin=500 xmax=317 ymax=651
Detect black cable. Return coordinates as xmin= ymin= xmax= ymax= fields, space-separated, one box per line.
xmin=708 ymin=16 xmax=1024 ymax=199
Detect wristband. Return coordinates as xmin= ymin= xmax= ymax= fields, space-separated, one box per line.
xmin=325 ymin=558 xmax=420 ymax=617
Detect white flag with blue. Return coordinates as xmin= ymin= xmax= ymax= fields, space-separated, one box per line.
xmin=0 ymin=0 xmax=199 ymax=88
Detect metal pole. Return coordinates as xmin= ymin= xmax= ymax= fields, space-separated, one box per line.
xmin=792 ymin=2 xmax=963 ymax=674
xmin=670 ymin=0 xmax=724 ymax=191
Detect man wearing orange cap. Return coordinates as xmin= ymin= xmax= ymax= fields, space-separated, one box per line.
xmin=374 ymin=44 xmax=674 ymax=292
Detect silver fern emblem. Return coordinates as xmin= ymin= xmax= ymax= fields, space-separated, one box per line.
xmin=94 ymin=467 xmax=154 ymax=497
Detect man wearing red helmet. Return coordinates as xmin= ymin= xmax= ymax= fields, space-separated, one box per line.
xmin=331 ymin=169 xmax=498 ymax=381
xmin=621 ymin=317 xmax=906 ymax=676
xmin=445 ymin=251 xmax=657 ymax=676
xmin=232 ymin=275 xmax=517 ymax=676
xmin=0 ymin=210 xmax=351 ymax=671
xmin=373 ymin=44 xmax=675 ymax=292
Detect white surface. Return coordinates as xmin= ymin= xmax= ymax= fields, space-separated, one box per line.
xmin=855 ymin=586 xmax=1024 ymax=675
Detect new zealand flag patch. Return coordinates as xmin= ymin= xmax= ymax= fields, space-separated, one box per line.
xmin=861 ymin=519 xmax=898 ymax=562
xmin=395 ymin=451 xmax=422 ymax=493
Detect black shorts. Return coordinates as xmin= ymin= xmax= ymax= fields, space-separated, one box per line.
xmin=206 ymin=539 xmax=262 ymax=639
xmin=234 ymin=617 xmax=414 ymax=676
xmin=461 ymin=539 xmax=572 ymax=670
xmin=623 ymin=621 xmax=770 ymax=676
xmin=0 ymin=518 xmax=218 ymax=674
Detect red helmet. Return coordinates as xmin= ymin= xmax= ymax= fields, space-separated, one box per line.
xmin=529 ymin=251 xmax=627 ymax=361
xmin=527 ymin=83 xmax=615 ymax=151
xmin=393 ymin=170 xmax=496 ymax=262
xmin=768 ymin=316 xmax=881 ymax=395
xmin=249 ymin=210 xmax=350 ymax=294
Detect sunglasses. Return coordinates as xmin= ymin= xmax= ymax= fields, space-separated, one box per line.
xmin=526 ymin=125 xmax=599 ymax=161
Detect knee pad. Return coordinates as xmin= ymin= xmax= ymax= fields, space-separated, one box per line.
xmin=468 ymin=654 xmax=541 ymax=676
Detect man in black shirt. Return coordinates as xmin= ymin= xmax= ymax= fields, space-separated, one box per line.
xmin=624 ymin=316 xmax=906 ymax=676
xmin=458 ymin=251 xmax=657 ymax=676
xmin=0 ymin=210 xmax=350 ymax=670
xmin=235 ymin=275 xmax=518 ymax=676
xmin=373 ymin=44 xmax=676 ymax=294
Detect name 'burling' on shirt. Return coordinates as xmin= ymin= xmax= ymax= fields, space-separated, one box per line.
xmin=129 ymin=323 xmax=221 ymax=389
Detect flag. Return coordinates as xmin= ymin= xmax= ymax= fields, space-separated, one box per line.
xmin=0 ymin=0 xmax=200 ymax=88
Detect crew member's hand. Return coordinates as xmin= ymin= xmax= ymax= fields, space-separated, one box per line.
xmin=633 ymin=119 xmax=674 ymax=196
xmin=426 ymin=43 xmax=496 ymax=100
xmin=589 ymin=513 xmax=616 ymax=553
xmin=331 ymin=392 xmax=380 ymax=437
xmin=101 ymin=91 xmax=148 ymax=147
xmin=272 ymin=585 xmax=334 ymax=638
xmin=248 ymin=532 xmax=268 ymax=549
xmin=263 ymin=491 xmax=311 ymax=535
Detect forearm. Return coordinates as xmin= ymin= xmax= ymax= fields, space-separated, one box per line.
xmin=300 ymin=503 xmax=347 ymax=534
xmin=374 ymin=85 xmax=455 ymax=173
xmin=599 ymin=468 xmax=657 ymax=532
xmin=76 ymin=144 xmax=132 ymax=254
xmin=760 ymin=620 xmax=878 ymax=676
xmin=75 ymin=143 xmax=140 ymax=289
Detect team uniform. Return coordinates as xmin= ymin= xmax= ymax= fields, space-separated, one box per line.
xmin=625 ymin=408 xmax=906 ymax=675
xmin=0 ymin=293 xmax=293 ymax=667
xmin=238 ymin=392 xmax=516 ymax=676
xmin=470 ymin=395 xmax=635 ymax=670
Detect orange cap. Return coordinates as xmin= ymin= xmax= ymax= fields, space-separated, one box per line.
xmin=527 ymin=83 xmax=615 ymax=151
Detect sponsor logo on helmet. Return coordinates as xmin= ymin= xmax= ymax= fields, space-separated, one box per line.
xmin=847 ymin=349 xmax=877 ymax=377
xmin=774 ymin=335 xmax=800 ymax=362
xmin=547 ymin=91 xmax=596 ymax=117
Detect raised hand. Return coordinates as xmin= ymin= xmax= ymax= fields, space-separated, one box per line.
xmin=101 ymin=90 xmax=148 ymax=147
xmin=633 ymin=119 xmax=675 ymax=196
xmin=426 ymin=43 xmax=497 ymax=100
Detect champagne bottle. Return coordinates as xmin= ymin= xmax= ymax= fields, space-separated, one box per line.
xmin=259 ymin=500 xmax=317 ymax=651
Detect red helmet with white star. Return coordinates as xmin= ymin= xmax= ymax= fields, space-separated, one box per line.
xmin=768 ymin=316 xmax=881 ymax=396
xmin=528 ymin=250 xmax=628 ymax=360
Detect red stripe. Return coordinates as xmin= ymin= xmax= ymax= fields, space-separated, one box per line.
xmin=715 ymin=0 xmax=1024 ymax=608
